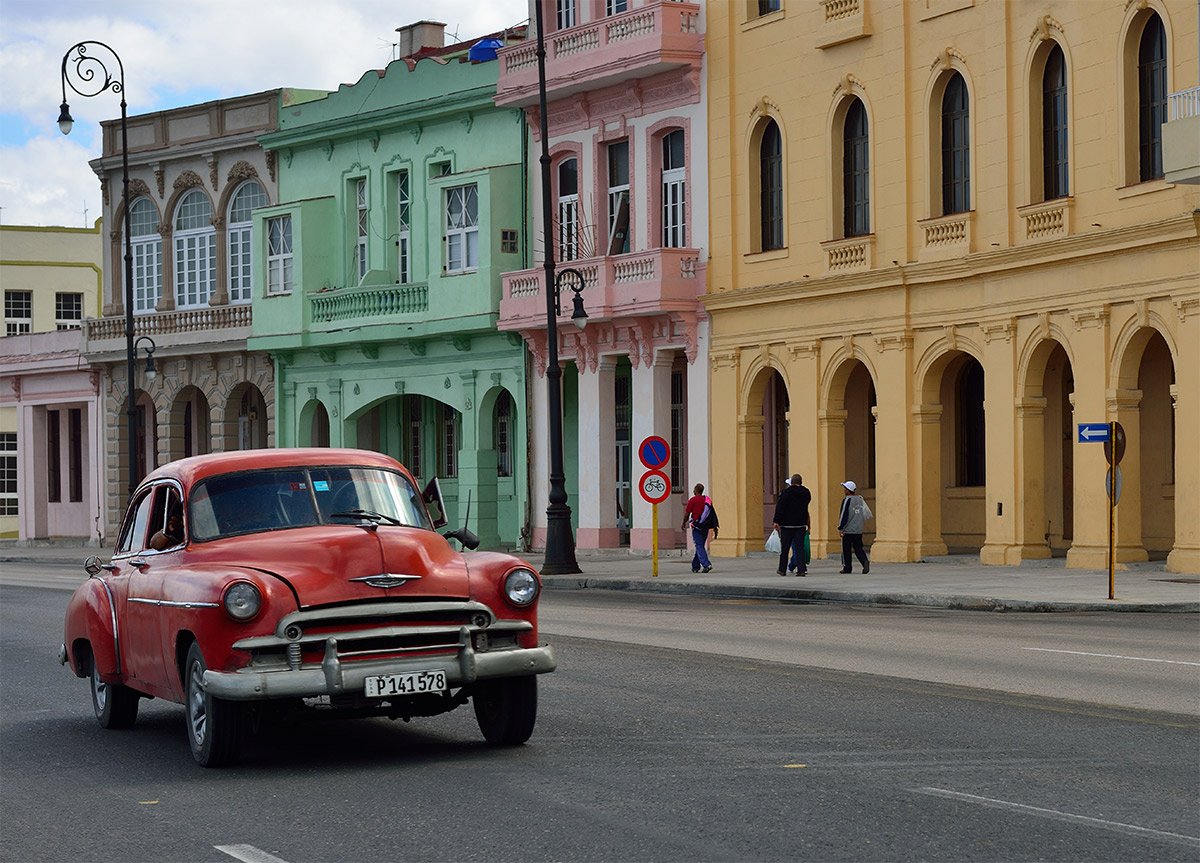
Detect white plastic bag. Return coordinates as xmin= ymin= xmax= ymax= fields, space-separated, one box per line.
xmin=765 ymin=529 xmax=781 ymax=554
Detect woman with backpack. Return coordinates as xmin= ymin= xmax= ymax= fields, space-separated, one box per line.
xmin=837 ymin=480 xmax=872 ymax=573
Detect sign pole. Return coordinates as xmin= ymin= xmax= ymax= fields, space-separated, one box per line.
xmin=1108 ymin=421 xmax=1115 ymax=600
xmin=652 ymin=503 xmax=659 ymax=578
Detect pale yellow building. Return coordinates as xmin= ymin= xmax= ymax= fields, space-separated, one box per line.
xmin=705 ymin=0 xmax=1199 ymax=573
xmin=0 ymin=222 xmax=104 ymax=540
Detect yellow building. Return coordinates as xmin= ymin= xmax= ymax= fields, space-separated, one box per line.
xmin=705 ymin=0 xmax=1199 ymax=573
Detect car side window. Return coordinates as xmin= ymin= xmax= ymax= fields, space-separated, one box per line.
xmin=117 ymin=491 xmax=155 ymax=555
xmin=148 ymin=487 xmax=185 ymax=551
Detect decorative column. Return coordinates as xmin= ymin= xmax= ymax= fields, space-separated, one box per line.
xmin=869 ymin=333 xmax=916 ymax=561
xmin=1109 ymin=387 xmax=1149 ymax=563
xmin=1013 ymin=396 xmax=1052 ymax=560
xmin=980 ymin=323 xmax=1018 ymax=565
xmin=576 ymin=355 xmax=618 ymax=548
xmin=816 ymin=408 xmax=847 ymax=560
xmin=629 ymin=348 xmax=674 ymax=551
xmin=911 ymin=404 xmax=948 ymax=557
xmin=1065 ymin=310 xmax=1110 ymax=569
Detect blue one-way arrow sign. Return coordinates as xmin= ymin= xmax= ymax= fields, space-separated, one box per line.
xmin=1077 ymin=422 xmax=1111 ymax=443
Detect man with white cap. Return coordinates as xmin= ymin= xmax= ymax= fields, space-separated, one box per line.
xmin=836 ymin=480 xmax=872 ymax=574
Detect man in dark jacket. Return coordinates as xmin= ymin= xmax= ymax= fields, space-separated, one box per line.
xmin=772 ymin=474 xmax=811 ymax=576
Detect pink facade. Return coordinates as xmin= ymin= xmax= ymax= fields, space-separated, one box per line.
xmin=496 ymin=0 xmax=710 ymax=553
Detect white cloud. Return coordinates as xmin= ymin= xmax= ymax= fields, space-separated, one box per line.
xmin=0 ymin=0 xmax=530 ymax=226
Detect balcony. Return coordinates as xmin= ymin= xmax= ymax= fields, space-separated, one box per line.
xmin=1163 ymin=85 xmax=1200 ymax=185
xmin=498 ymin=248 xmax=703 ymax=332
xmin=84 ymin=304 xmax=252 ymax=355
xmin=309 ymin=282 xmax=429 ymax=331
xmin=494 ymin=1 xmax=702 ymax=108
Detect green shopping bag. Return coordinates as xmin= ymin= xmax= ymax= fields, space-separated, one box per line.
xmin=802 ymin=529 xmax=811 ymax=565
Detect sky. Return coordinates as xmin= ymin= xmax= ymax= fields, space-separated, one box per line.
xmin=0 ymin=0 xmax=530 ymax=228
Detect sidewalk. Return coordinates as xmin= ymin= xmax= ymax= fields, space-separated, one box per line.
xmin=2 ymin=541 xmax=1197 ymax=612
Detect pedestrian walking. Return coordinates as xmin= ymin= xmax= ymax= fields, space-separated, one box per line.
xmin=772 ymin=474 xmax=811 ymax=576
xmin=837 ymin=480 xmax=872 ymax=573
xmin=681 ymin=483 xmax=718 ymax=573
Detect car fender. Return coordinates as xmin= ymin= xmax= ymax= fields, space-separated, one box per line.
xmin=64 ymin=578 xmax=120 ymax=679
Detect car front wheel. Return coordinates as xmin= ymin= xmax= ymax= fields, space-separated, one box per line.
xmin=472 ymin=676 xmax=537 ymax=745
xmin=184 ymin=642 xmax=242 ymax=767
xmin=90 ymin=660 xmax=139 ymax=729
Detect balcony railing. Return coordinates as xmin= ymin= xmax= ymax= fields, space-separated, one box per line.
xmin=495 ymin=1 xmax=702 ymax=108
xmin=85 ymin=303 xmax=252 ymax=341
xmin=309 ymin=282 xmax=429 ymax=325
xmin=1168 ymin=85 xmax=1200 ymax=121
xmin=498 ymin=248 xmax=703 ymax=331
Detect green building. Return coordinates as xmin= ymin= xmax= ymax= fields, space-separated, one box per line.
xmin=250 ymin=23 xmax=531 ymax=549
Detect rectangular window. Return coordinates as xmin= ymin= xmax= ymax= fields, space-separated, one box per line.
xmin=356 ymin=178 xmax=369 ymax=282
xmin=405 ymin=395 xmax=422 ymax=481
xmin=501 ymin=229 xmax=518 ymax=254
xmin=670 ymin=367 xmax=686 ymax=489
xmin=557 ymin=0 xmax=576 ymax=29
xmin=174 ymin=232 xmax=216 ymax=308
xmin=558 ymin=158 xmax=580 ymax=261
xmin=438 ymin=403 xmax=458 ymax=478
xmin=266 ymin=215 xmax=294 ymax=294
xmin=444 ymin=184 xmax=479 ymax=274
xmin=397 ymin=170 xmax=411 ymax=284
xmin=607 ymin=140 xmax=630 ymax=255
xmin=228 ymin=225 xmax=252 ymax=303
xmin=68 ymin=408 xmax=83 ymax=502
xmin=47 ymin=409 xmax=61 ymax=503
xmin=131 ymin=236 xmax=163 ymax=313
xmin=0 ymin=433 xmax=16 ymax=516
xmin=606 ymin=0 xmax=628 ymax=14
xmin=55 ymin=293 xmax=83 ymax=330
xmin=4 ymin=290 xmax=32 ymax=336
xmin=661 ymin=131 xmax=687 ymax=248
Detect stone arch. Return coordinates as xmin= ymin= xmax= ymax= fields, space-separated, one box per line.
xmin=821 ymin=353 xmax=879 ymax=549
xmin=167 ymin=385 xmax=211 ymax=461
xmin=740 ymin=360 xmax=790 ymax=538
xmin=297 ymin=398 xmax=330 ymax=447
xmin=1017 ymin=336 xmax=1075 ymax=558
xmin=224 ymin=382 xmax=268 ymax=451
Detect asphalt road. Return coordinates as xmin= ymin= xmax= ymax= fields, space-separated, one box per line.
xmin=1 ymin=583 xmax=1197 ymax=863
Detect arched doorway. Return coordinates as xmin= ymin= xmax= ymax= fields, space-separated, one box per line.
xmin=169 ymin=386 xmax=210 ymax=460
xmin=760 ymin=369 xmax=789 ymax=535
xmin=942 ymin=354 xmax=985 ymax=553
xmin=297 ymin=400 xmax=330 ymax=447
xmin=1136 ymin=332 xmax=1175 ymax=559
xmin=226 ymin=383 xmax=268 ymax=451
xmin=842 ymin=361 xmax=877 ymax=544
xmin=1019 ymin=340 xmax=1075 ymax=558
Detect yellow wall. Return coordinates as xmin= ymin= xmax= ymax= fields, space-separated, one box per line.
xmin=705 ymin=0 xmax=1199 ymax=572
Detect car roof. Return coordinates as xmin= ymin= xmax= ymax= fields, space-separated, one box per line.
xmin=142 ymin=448 xmax=407 ymax=489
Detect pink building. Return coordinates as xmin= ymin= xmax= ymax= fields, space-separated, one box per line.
xmin=495 ymin=0 xmax=710 ymax=551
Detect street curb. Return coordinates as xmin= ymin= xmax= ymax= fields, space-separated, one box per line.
xmin=539 ymin=576 xmax=1200 ymax=613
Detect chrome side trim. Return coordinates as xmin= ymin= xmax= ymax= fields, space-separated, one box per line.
xmin=96 ymin=577 xmax=121 ymax=676
xmin=128 ymin=597 xmax=220 ymax=609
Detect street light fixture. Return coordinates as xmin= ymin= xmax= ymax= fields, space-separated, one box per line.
xmin=556 ymin=267 xmax=589 ymax=331
xmin=534 ymin=3 xmax=583 ymax=575
xmin=59 ymin=40 xmax=141 ymax=500
xmin=134 ymin=336 xmax=157 ymax=382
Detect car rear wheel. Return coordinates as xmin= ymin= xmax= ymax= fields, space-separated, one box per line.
xmin=184 ymin=642 xmax=242 ymax=767
xmin=472 ymin=676 xmax=537 ymax=745
xmin=90 ymin=660 xmax=139 ymax=729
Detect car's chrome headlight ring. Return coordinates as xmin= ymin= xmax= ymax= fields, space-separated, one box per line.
xmin=223 ymin=581 xmax=262 ymax=621
xmin=503 ymin=568 xmax=540 ymax=608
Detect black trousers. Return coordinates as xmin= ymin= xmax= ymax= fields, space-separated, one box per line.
xmin=778 ymin=525 xmax=807 ymax=573
xmin=841 ymin=533 xmax=869 ymax=571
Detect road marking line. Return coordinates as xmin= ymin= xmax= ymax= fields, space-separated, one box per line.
xmin=914 ymin=787 xmax=1200 ymax=848
xmin=214 ymin=845 xmax=291 ymax=863
xmin=1021 ymin=647 xmax=1200 ymax=667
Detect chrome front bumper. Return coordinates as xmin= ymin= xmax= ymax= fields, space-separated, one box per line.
xmin=203 ymin=626 xmax=556 ymax=701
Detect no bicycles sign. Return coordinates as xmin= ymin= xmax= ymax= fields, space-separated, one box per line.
xmin=638 ymin=469 xmax=671 ymax=505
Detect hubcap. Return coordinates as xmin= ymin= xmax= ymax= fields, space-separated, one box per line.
xmin=187 ymin=661 xmax=207 ymax=745
xmin=92 ymin=668 xmax=107 ymax=711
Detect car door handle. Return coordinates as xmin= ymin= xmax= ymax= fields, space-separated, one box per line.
xmin=129 ymin=557 xmax=150 ymax=569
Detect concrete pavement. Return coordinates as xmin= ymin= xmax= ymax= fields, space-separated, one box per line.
xmin=2 ymin=540 xmax=1197 ymax=612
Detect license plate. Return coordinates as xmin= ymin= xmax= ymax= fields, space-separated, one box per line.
xmin=364 ymin=670 xmax=446 ymax=698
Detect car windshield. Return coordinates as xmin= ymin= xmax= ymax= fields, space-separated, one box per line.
xmin=189 ymin=466 xmax=432 ymax=541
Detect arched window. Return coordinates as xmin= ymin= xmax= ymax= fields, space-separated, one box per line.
xmin=1138 ymin=14 xmax=1167 ymax=181
xmin=126 ymin=197 xmax=161 ymax=314
xmin=173 ymin=189 xmax=215 ymax=309
xmin=759 ymin=120 xmax=783 ymax=250
xmin=227 ymin=181 xmax=267 ymax=303
xmin=843 ymin=99 xmax=869 ymax=237
xmin=557 ymin=158 xmax=579 ymax=261
xmin=1042 ymin=45 xmax=1069 ymax=200
xmin=661 ymin=129 xmax=686 ymax=248
xmin=941 ymin=74 xmax=970 ymax=214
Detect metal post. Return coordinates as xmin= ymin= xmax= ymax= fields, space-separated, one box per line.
xmin=1108 ymin=420 xmax=1115 ymax=600
xmin=535 ymin=2 xmax=580 ymax=575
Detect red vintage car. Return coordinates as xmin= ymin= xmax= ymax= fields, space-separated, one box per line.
xmin=59 ymin=448 xmax=556 ymax=766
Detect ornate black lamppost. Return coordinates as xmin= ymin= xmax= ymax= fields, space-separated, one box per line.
xmin=535 ymin=4 xmax=584 ymax=575
xmin=59 ymin=41 xmax=141 ymax=500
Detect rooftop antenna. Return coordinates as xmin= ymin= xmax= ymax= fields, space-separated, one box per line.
xmin=378 ymin=36 xmax=400 ymax=61
xmin=83 ymin=202 xmax=89 ymax=227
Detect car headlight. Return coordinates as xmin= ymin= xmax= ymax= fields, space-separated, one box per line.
xmin=223 ymin=582 xmax=262 ymax=621
xmin=504 ymin=568 xmax=540 ymax=607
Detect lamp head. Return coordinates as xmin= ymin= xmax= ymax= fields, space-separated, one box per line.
xmin=143 ymin=353 xmax=157 ymax=381
xmin=570 ymin=291 xmax=588 ymax=329
xmin=58 ymin=101 xmax=74 ymax=135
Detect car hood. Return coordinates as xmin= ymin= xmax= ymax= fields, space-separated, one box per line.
xmin=201 ymin=525 xmax=469 ymax=606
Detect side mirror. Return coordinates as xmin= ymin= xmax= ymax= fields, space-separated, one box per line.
xmin=422 ymin=477 xmax=448 ymax=528
xmin=445 ymin=526 xmax=480 ymax=551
